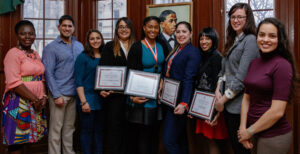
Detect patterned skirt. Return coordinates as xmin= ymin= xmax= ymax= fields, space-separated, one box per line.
xmin=1 ymin=92 xmax=47 ymax=145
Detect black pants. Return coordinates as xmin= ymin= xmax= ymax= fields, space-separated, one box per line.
xmin=224 ymin=110 xmax=250 ymax=154
xmin=7 ymin=144 xmax=24 ymax=152
xmin=104 ymin=94 xmax=127 ymax=154
xmin=126 ymin=121 xmax=160 ymax=154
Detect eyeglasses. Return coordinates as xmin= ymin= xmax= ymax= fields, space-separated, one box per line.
xmin=230 ymin=16 xmax=246 ymax=21
xmin=118 ymin=26 xmax=130 ymax=30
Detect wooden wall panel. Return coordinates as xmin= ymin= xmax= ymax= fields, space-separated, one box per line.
xmin=276 ymin=0 xmax=297 ymax=153
xmin=212 ymin=0 xmax=225 ymax=51
xmin=293 ymin=0 xmax=300 ymax=153
xmin=77 ymin=0 xmax=97 ymax=43
xmin=193 ymin=0 xmax=213 ymax=45
xmin=65 ymin=0 xmax=98 ymax=43
xmin=0 ymin=5 xmax=22 ymax=154
xmin=127 ymin=0 xmax=152 ymax=41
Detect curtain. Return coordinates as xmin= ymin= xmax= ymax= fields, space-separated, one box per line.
xmin=0 ymin=0 xmax=24 ymax=15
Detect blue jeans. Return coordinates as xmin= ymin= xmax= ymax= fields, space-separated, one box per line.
xmin=79 ymin=110 xmax=104 ymax=154
xmin=162 ymin=110 xmax=189 ymax=154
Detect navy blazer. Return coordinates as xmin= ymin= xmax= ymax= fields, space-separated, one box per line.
xmin=164 ymin=43 xmax=201 ymax=105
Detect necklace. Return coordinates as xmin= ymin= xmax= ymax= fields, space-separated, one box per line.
xmin=144 ymin=38 xmax=158 ymax=73
xmin=18 ymin=46 xmax=37 ymax=60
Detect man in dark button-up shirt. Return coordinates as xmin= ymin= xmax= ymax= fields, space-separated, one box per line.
xmin=42 ymin=15 xmax=83 ymax=154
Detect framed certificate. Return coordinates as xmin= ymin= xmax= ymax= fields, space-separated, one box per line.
xmin=160 ymin=78 xmax=180 ymax=108
xmin=124 ymin=69 xmax=161 ymax=99
xmin=188 ymin=90 xmax=216 ymax=121
xmin=94 ymin=66 xmax=126 ymax=90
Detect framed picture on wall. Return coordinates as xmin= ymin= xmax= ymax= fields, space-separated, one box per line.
xmin=146 ymin=2 xmax=193 ymax=30
xmin=146 ymin=2 xmax=193 ymax=49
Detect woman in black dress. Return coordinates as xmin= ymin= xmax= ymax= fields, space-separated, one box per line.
xmin=99 ymin=17 xmax=135 ymax=154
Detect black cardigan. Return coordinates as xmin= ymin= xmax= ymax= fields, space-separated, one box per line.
xmin=127 ymin=40 xmax=169 ymax=71
xmin=195 ymin=49 xmax=222 ymax=92
xmin=100 ymin=41 xmax=127 ymax=66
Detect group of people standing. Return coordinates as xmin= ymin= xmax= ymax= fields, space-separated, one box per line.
xmin=1 ymin=2 xmax=294 ymax=154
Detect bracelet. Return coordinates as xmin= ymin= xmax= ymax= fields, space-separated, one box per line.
xmin=31 ymin=97 xmax=39 ymax=104
xmin=43 ymin=95 xmax=48 ymax=99
xmin=81 ymin=101 xmax=87 ymax=106
xmin=179 ymin=102 xmax=189 ymax=111
xmin=249 ymin=125 xmax=254 ymax=136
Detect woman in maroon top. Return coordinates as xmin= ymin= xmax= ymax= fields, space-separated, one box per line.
xmin=238 ymin=18 xmax=295 ymax=154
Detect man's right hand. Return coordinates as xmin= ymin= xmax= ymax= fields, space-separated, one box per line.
xmin=54 ymin=97 xmax=65 ymax=107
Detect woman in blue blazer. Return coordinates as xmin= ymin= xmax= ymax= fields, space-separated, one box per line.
xmin=162 ymin=21 xmax=201 ymax=154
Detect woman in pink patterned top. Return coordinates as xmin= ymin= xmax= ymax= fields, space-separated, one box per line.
xmin=2 ymin=20 xmax=47 ymax=154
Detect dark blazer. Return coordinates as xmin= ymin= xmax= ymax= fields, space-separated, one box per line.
xmin=100 ymin=41 xmax=127 ymax=66
xmin=99 ymin=41 xmax=128 ymax=99
xmin=158 ymin=33 xmax=177 ymax=54
xmin=164 ymin=43 xmax=201 ymax=105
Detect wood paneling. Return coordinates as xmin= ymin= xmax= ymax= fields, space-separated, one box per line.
xmin=276 ymin=0 xmax=298 ymax=153
xmin=293 ymin=0 xmax=300 ymax=153
xmin=77 ymin=0 xmax=97 ymax=43
xmin=0 ymin=5 xmax=22 ymax=154
xmin=127 ymin=0 xmax=152 ymax=40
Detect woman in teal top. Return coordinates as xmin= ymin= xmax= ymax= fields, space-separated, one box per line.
xmin=139 ymin=40 xmax=165 ymax=108
xmin=126 ymin=16 xmax=168 ymax=154
xmin=74 ymin=29 xmax=105 ymax=154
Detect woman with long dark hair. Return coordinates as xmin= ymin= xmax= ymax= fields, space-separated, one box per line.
xmin=214 ymin=3 xmax=259 ymax=154
xmin=99 ymin=17 xmax=136 ymax=154
xmin=238 ymin=18 xmax=294 ymax=154
xmin=75 ymin=29 xmax=105 ymax=154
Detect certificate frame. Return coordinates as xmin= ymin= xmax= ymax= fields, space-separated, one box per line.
xmin=160 ymin=78 xmax=180 ymax=108
xmin=94 ymin=66 xmax=127 ymax=91
xmin=124 ymin=69 xmax=161 ymax=99
xmin=188 ymin=90 xmax=216 ymax=121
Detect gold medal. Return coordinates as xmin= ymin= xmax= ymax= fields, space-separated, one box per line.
xmin=154 ymin=64 xmax=158 ymax=73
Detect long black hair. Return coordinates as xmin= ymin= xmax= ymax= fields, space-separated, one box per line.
xmin=83 ymin=29 xmax=105 ymax=58
xmin=257 ymin=18 xmax=297 ymax=101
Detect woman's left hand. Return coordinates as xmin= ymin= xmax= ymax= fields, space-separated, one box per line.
xmin=32 ymin=97 xmax=46 ymax=112
xmin=32 ymin=101 xmax=42 ymax=111
xmin=215 ymin=96 xmax=228 ymax=112
xmin=205 ymin=112 xmax=220 ymax=126
xmin=240 ymin=140 xmax=253 ymax=149
xmin=237 ymin=127 xmax=252 ymax=142
xmin=157 ymin=80 xmax=163 ymax=104
xmin=174 ymin=104 xmax=186 ymax=115
xmin=40 ymin=96 xmax=47 ymax=109
xmin=82 ymin=103 xmax=91 ymax=113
